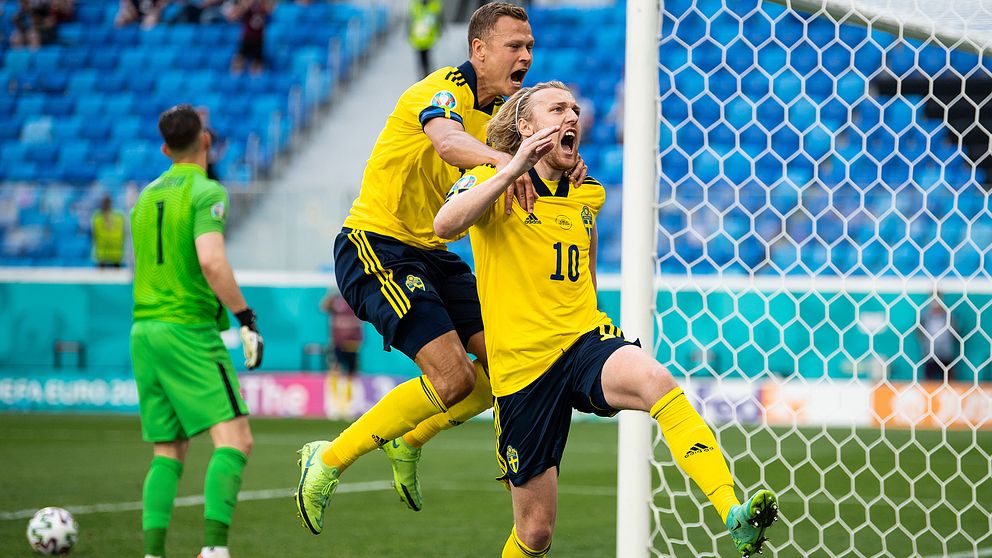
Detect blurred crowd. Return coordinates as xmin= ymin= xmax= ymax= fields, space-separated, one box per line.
xmin=9 ymin=0 xmax=74 ymax=48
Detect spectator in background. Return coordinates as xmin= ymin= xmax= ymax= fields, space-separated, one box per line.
xmin=408 ymin=0 xmax=442 ymax=79
xmin=115 ymin=0 xmax=164 ymax=28
xmin=320 ymin=290 xmax=364 ymax=418
xmin=196 ymin=106 xmax=228 ymax=181
xmin=228 ymin=0 xmax=273 ymax=76
xmin=91 ymin=194 xmax=125 ymax=268
xmin=320 ymin=290 xmax=363 ymax=377
xmin=169 ymin=0 xmax=224 ymax=24
xmin=10 ymin=0 xmax=70 ymax=48
xmin=918 ymin=292 xmax=960 ymax=381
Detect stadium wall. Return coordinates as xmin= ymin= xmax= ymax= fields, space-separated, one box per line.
xmin=3 ymin=271 xmax=992 ymax=381
xmin=1 ymin=271 xmax=990 ymax=428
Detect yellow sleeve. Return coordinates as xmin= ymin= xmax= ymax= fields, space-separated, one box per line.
xmin=443 ymin=165 xmax=500 ymax=224
xmin=582 ymin=176 xmax=607 ymax=215
xmin=407 ymin=69 xmax=474 ymax=129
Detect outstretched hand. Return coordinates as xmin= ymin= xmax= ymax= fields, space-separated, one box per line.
xmin=499 ymin=126 xmax=560 ymax=214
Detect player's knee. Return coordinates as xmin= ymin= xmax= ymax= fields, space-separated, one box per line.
xmin=516 ymin=522 xmax=554 ymax=552
xmin=238 ymin=432 xmax=254 ymax=457
xmin=644 ymin=362 xmax=679 ymax=408
xmin=436 ymin=360 xmax=475 ymax=406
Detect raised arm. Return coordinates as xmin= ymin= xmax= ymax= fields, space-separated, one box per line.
xmin=434 ymin=126 xmax=559 ymax=239
xmin=424 ymin=118 xmax=508 ymax=170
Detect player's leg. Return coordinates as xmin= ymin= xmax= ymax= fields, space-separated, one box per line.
xmin=143 ymin=440 xmax=188 ymax=558
xmin=386 ymin=264 xmax=494 ymax=510
xmin=502 ymin=469 xmax=557 ymax=558
xmin=149 ymin=322 xmax=252 ymax=556
xmin=132 ymin=321 xmax=191 ymax=558
xmin=399 ymin=332 xmax=492 ymax=449
xmin=297 ymin=330 xmax=473 ymax=532
xmin=200 ymin=416 xmax=252 ymax=557
xmin=385 ymin=340 xmax=491 ymax=511
xmin=495 ymin=362 xmax=572 ymax=557
xmin=599 ymin=344 xmax=778 ymax=556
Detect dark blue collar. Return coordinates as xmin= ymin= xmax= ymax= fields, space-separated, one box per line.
xmin=458 ymin=60 xmax=504 ymax=115
xmin=528 ymin=168 xmax=570 ymax=198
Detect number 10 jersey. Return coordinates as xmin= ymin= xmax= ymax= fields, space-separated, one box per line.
xmin=459 ymin=164 xmax=614 ymax=397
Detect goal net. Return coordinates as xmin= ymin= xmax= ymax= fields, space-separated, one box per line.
xmin=619 ymin=0 xmax=992 ymax=556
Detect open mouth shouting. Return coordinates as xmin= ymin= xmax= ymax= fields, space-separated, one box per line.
xmin=510 ymin=68 xmax=528 ymax=89
xmin=560 ymin=128 xmax=578 ymax=155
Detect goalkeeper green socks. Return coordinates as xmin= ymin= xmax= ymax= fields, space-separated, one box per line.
xmin=651 ymin=387 xmax=740 ymax=522
xmin=203 ymin=447 xmax=248 ymax=546
xmin=142 ymin=455 xmax=183 ymax=556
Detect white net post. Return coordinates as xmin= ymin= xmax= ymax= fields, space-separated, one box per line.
xmin=617 ymin=0 xmax=661 ymax=556
xmin=619 ymin=0 xmax=992 ymax=556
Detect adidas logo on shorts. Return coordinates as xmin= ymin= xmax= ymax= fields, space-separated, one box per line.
xmin=684 ymin=443 xmax=713 ymax=458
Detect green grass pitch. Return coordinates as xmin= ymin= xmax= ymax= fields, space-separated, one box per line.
xmin=0 ymin=414 xmax=988 ymax=557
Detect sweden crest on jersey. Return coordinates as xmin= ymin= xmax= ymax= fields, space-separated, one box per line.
xmin=506 ymin=445 xmax=520 ymax=473
xmin=406 ymin=274 xmax=426 ymax=292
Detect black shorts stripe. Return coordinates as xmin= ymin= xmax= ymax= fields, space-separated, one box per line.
xmin=356 ymin=230 xmax=411 ymax=314
xmin=217 ymin=362 xmax=243 ymax=418
xmin=347 ymin=231 xmax=410 ymax=317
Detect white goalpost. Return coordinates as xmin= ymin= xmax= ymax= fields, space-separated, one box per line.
xmin=618 ymin=0 xmax=992 ymax=556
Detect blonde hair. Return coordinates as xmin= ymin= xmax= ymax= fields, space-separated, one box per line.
xmin=487 ymin=80 xmax=570 ymax=154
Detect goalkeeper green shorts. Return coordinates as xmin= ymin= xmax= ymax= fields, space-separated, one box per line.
xmin=131 ymin=320 xmax=249 ymax=442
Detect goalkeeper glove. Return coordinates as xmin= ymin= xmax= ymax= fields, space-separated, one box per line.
xmin=235 ymin=307 xmax=264 ymax=369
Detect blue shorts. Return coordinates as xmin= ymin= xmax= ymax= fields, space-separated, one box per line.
xmin=333 ymin=228 xmax=484 ymax=360
xmin=494 ymin=326 xmax=638 ymax=487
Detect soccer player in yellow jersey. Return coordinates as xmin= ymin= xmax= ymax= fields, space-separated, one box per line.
xmin=434 ymin=81 xmax=780 ymax=558
xmin=294 ymin=3 xmax=590 ymax=536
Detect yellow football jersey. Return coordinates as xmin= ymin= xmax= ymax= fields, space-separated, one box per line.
xmin=454 ymin=165 xmax=614 ymax=396
xmin=343 ymin=61 xmax=505 ymax=250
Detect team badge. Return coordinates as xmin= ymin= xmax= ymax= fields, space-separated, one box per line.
xmin=405 ymin=274 xmax=425 ymax=292
xmin=555 ymin=215 xmax=572 ymax=230
xmin=210 ymin=202 xmax=226 ymax=221
xmin=581 ymin=206 xmax=593 ymax=236
xmin=506 ymin=446 xmax=520 ymax=473
xmin=431 ymin=90 xmax=457 ymax=110
xmin=445 ymin=174 xmax=476 ymax=200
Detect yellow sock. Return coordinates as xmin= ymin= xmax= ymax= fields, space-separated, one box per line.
xmin=322 ymin=376 xmax=446 ymax=471
xmin=404 ymin=361 xmax=493 ymax=448
xmin=651 ymin=387 xmax=740 ymax=523
xmin=501 ymin=526 xmax=550 ymax=557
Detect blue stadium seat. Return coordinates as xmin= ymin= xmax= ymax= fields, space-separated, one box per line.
xmin=75 ymin=3 xmax=104 ymax=24
xmin=14 ymin=94 xmax=45 ymax=118
xmin=59 ymin=23 xmax=86 ymax=46
xmin=58 ymin=140 xmax=90 ymax=165
xmin=67 ymin=69 xmax=98 ymax=93
xmin=3 ymin=49 xmax=34 ymax=73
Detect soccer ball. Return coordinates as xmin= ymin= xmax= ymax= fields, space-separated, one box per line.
xmin=26 ymin=507 xmax=78 ymax=555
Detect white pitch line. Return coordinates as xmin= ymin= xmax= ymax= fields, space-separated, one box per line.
xmin=0 ymin=480 xmax=393 ymax=521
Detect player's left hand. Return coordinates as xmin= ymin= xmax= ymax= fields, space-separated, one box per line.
xmin=565 ymin=154 xmax=588 ymax=186
xmin=235 ymin=307 xmax=264 ymax=369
